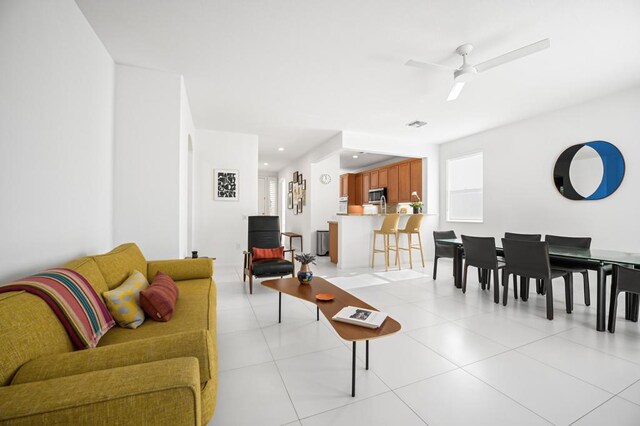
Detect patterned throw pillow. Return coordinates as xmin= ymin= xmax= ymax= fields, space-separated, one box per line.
xmin=252 ymin=246 xmax=285 ymax=261
xmin=140 ymin=272 xmax=179 ymax=322
xmin=102 ymin=270 xmax=149 ymax=329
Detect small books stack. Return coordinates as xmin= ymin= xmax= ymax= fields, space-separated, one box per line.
xmin=332 ymin=306 xmax=388 ymax=329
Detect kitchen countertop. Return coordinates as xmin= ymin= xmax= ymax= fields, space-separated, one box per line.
xmin=336 ymin=213 xmax=424 ymax=216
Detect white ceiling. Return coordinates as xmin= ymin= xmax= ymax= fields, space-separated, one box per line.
xmin=339 ymin=151 xmax=402 ymax=171
xmin=76 ymin=0 xmax=640 ymax=172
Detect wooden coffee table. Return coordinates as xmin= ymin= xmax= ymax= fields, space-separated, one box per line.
xmin=261 ymin=276 xmax=401 ymax=397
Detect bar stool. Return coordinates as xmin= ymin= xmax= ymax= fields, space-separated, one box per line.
xmin=371 ymin=213 xmax=401 ymax=271
xmin=398 ymin=214 xmax=425 ymax=269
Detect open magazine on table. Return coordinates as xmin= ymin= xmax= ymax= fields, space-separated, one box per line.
xmin=332 ymin=306 xmax=388 ymax=329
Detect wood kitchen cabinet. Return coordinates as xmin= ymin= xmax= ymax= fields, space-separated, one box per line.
xmin=340 ymin=173 xmax=357 ymax=203
xmin=398 ymin=162 xmax=411 ymax=202
xmin=410 ymin=159 xmax=423 ymax=202
xmin=387 ymin=165 xmax=399 ymax=203
xmin=362 ymin=172 xmax=370 ymax=202
xmin=379 ymin=168 xmax=388 ymax=188
xmin=355 ymin=173 xmax=363 ymax=205
xmin=370 ymin=170 xmax=379 ymax=188
xmin=329 ymin=221 xmax=338 ymax=264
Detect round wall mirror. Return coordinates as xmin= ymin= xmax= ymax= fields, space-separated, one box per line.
xmin=553 ymin=141 xmax=625 ymax=200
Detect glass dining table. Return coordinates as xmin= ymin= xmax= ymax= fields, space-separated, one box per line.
xmin=436 ymin=238 xmax=640 ymax=331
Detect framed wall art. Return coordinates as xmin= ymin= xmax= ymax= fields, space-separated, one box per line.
xmin=214 ymin=169 xmax=239 ymax=201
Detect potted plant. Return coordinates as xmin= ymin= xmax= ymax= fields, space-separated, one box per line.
xmin=295 ymin=253 xmax=316 ymax=284
xmin=410 ymin=201 xmax=423 ymax=214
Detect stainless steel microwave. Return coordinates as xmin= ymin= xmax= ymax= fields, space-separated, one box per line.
xmin=368 ymin=188 xmax=387 ymax=204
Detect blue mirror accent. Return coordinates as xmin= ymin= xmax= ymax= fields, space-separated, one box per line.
xmin=583 ymin=141 xmax=625 ymax=200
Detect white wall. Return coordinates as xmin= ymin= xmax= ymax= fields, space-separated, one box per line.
xmin=439 ymin=87 xmax=640 ymax=252
xmin=179 ymin=78 xmax=196 ymax=257
xmin=113 ymin=64 xmax=184 ymax=260
xmin=0 ymin=0 xmax=114 ymax=281
xmin=193 ymin=129 xmax=259 ymax=265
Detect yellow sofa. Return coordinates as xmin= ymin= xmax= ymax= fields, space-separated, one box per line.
xmin=0 ymin=243 xmax=217 ymax=426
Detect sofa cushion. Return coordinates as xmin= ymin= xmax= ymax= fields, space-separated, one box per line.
xmin=94 ymin=243 xmax=147 ymax=290
xmin=0 ymin=292 xmax=73 ymax=386
xmin=102 ymin=270 xmax=149 ymax=329
xmin=98 ymin=278 xmax=215 ymax=346
xmin=62 ymin=257 xmax=109 ymax=296
xmin=140 ymin=272 xmax=179 ymax=322
xmin=252 ymin=258 xmax=293 ymax=276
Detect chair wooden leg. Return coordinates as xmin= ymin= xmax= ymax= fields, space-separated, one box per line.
xmin=395 ymin=233 xmax=401 ymax=270
xmin=462 ymin=264 xmax=469 ymax=293
xmin=249 ymin=274 xmax=253 ymax=295
xmin=564 ymin=274 xmax=573 ymax=314
xmin=384 ymin=234 xmax=389 ymax=272
xmin=371 ymin=233 xmax=377 ymax=268
xmin=408 ymin=233 xmax=413 ymax=269
xmin=502 ymin=269 xmax=509 ymax=306
xmin=545 ymin=279 xmax=554 ymax=320
xmin=433 ymin=257 xmax=439 ymax=280
xmin=417 ymin=232 xmax=425 ymax=267
xmin=582 ymin=271 xmax=591 ymax=306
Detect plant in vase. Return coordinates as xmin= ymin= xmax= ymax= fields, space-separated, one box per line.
xmin=294 ymin=253 xmax=316 ymax=284
xmin=409 ymin=201 xmax=423 ymax=214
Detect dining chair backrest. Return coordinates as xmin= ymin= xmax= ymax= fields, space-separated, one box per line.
xmin=402 ymin=214 xmax=423 ymax=233
xmin=379 ymin=213 xmax=400 ymax=234
xmin=501 ymin=239 xmax=551 ymax=280
xmin=462 ymin=235 xmax=498 ymax=269
xmin=545 ymin=235 xmax=591 ymax=249
xmin=504 ymin=232 xmax=542 ymax=242
xmin=248 ymin=216 xmax=281 ymax=253
xmin=613 ymin=264 xmax=640 ymax=293
xmin=433 ymin=230 xmax=457 ymax=258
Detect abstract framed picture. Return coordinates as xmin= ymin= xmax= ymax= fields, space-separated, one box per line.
xmin=287 ymin=192 xmax=293 ymax=209
xmin=214 ymin=169 xmax=239 ymax=201
xmin=297 ymin=199 xmax=303 ymax=214
xmin=288 ymin=181 xmax=293 ymax=193
xmin=297 ymin=173 xmax=303 ymax=184
xmin=293 ymin=171 xmax=298 ymax=183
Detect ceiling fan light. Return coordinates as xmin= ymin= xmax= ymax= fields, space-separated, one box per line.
xmin=447 ymin=81 xmax=465 ymax=101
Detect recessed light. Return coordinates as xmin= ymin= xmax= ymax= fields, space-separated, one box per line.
xmin=352 ymin=155 xmax=358 ymax=159
xmin=263 ymin=162 xmax=269 ymax=166
xmin=406 ymin=120 xmax=427 ymax=128
xmin=278 ymin=147 xmax=284 ymax=151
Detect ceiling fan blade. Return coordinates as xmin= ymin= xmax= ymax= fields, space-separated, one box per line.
xmin=475 ymin=38 xmax=550 ymax=73
xmin=447 ymin=81 xmax=465 ymax=101
xmin=405 ymin=59 xmax=456 ymax=72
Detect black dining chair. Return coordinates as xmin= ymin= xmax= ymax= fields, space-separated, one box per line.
xmin=461 ymin=236 xmax=504 ymax=304
xmin=501 ymin=239 xmax=572 ymax=320
xmin=243 ymin=216 xmax=295 ymax=294
xmin=608 ymin=265 xmax=640 ymax=333
xmin=433 ymin=230 xmax=457 ymax=280
xmin=504 ymin=232 xmax=543 ymax=300
xmin=545 ymin=235 xmax=591 ymax=307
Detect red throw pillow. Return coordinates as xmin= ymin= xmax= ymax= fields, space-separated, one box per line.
xmin=139 ymin=272 xmax=179 ymax=322
xmin=252 ymin=246 xmax=285 ymax=261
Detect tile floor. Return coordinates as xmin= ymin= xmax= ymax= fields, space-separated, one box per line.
xmin=210 ymin=257 xmax=640 ymax=426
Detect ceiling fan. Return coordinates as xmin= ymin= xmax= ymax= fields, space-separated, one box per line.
xmin=406 ymin=39 xmax=550 ymax=101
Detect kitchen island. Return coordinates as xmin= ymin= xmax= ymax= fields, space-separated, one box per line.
xmin=336 ymin=213 xmax=426 ymax=269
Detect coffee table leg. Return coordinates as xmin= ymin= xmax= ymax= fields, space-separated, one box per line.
xmin=278 ymin=292 xmax=282 ymax=324
xmin=352 ymin=341 xmax=356 ymax=397
xmin=366 ymin=340 xmax=369 ymax=370
xmin=317 ymin=306 xmax=319 ymax=321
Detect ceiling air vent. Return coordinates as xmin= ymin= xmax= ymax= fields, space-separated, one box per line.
xmin=406 ymin=120 xmax=427 ymax=128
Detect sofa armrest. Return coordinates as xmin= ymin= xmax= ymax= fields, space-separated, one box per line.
xmin=0 ymin=357 xmax=201 ymax=426
xmin=147 ymin=258 xmax=213 ymax=281
xmin=13 ymin=330 xmax=214 ymax=386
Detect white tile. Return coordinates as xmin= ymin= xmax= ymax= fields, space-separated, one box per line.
xmin=382 ymin=303 xmax=447 ymax=332
xmin=395 ymin=369 xmax=549 ymax=426
xmin=373 ymin=269 xmax=428 ymax=282
xmin=261 ymin=319 xmax=344 ymax=360
xmin=464 ymin=351 xmax=612 ymax=425
xmin=253 ymin=297 xmax=317 ymax=327
xmin=281 ymin=422 xmax=302 ymax=426
xmin=414 ymin=296 xmax=489 ymax=321
xmin=347 ymin=286 xmax=409 ymax=308
xmin=217 ymin=305 xmax=260 ymax=334
xmin=573 ymin=397 xmax=640 ymax=426
xmin=377 ymin=281 xmax=433 ymax=302
xmin=619 ymin=379 xmax=640 ymax=406
xmin=409 ymin=322 xmax=509 ymax=366
xmin=360 ymin=333 xmax=456 ymax=389
xmin=276 ymin=347 xmax=390 ymax=418
xmin=211 ymin=362 xmax=297 ymax=426
xmin=556 ymin=326 xmax=640 ymax=366
xmin=517 ymin=336 xmax=640 ymax=393
xmin=454 ymin=312 xmax=549 ymax=348
xmin=217 ymin=328 xmax=273 ymax=371
xmin=300 ymin=391 xmax=426 ymax=426
xmin=217 ymin=291 xmax=252 ymax=311
xmin=326 ymin=274 xmax=389 ymax=289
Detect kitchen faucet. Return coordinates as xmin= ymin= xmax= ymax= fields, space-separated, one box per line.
xmin=380 ymin=195 xmax=387 ymax=215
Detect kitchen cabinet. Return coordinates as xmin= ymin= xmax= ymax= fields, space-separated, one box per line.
xmin=355 ymin=173 xmax=363 ymax=205
xmin=379 ymin=168 xmax=388 ymax=187
xmin=387 ymin=165 xmax=399 ymax=203
xmin=340 ymin=173 xmax=357 ymax=203
xmin=362 ymin=172 xmax=370 ymax=203
xmin=340 ymin=174 xmax=348 ymax=197
xmin=410 ymin=159 xmax=423 ymax=202
xmin=329 ymin=221 xmax=338 ymax=264
xmin=370 ymin=170 xmax=379 ymax=188
xmin=398 ymin=162 xmax=411 ymax=202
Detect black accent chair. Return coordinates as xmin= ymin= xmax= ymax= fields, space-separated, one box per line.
xmin=608 ymin=265 xmax=640 ymax=333
xmin=243 ymin=216 xmax=295 ymax=294
xmin=501 ymin=239 xmax=572 ymax=320
xmin=504 ymin=232 xmax=542 ymax=300
xmin=433 ymin=230 xmax=456 ymax=280
xmin=461 ymin=236 xmax=504 ymax=304
xmin=545 ymin=235 xmax=591 ymax=306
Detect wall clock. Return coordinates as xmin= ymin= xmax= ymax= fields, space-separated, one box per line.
xmin=319 ymin=174 xmax=331 ymax=184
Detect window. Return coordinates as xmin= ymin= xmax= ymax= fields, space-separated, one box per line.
xmin=258 ymin=176 xmax=278 ymax=216
xmin=446 ymin=152 xmax=483 ymax=222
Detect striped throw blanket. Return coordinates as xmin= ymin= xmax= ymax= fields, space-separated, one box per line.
xmin=0 ymin=268 xmax=115 ymax=349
